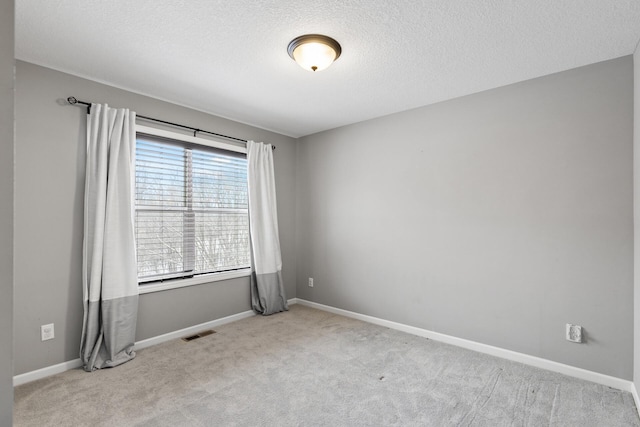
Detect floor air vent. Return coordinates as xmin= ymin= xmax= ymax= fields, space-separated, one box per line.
xmin=182 ymin=330 xmax=216 ymax=342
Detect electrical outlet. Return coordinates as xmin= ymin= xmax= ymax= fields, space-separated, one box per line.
xmin=566 ymin=323 xmax=582 ymax=343
xmin=41 ymin=323 xmax=54 ymax=341
xmin=308 ymin=277 xmax=314 ymax=287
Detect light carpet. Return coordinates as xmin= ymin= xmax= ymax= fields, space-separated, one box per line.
xmin=14 ymin=304 xmax=640 ymax=426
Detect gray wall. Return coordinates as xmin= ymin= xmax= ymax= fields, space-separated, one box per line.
xmin=634 ymin=45 xmax=640 ymax=391
xmin=296 ymin=57 xmax=634 ymax=379
xmin=14 ymin=61 xmax=297 ymax=375
xmin=12 ymin=55 xmax=636 ymax=384
xmin=0 ymin=0 xmax=14 ymax=423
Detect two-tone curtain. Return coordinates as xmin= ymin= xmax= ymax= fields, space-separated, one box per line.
xmin=247 ymin=141 xmax=288 ymax=315
xmin=80 ymin=103 xmax=139 ymax=371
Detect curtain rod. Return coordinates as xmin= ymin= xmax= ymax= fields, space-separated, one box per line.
xmin=66 ymin=96 xmax=275 ymax=149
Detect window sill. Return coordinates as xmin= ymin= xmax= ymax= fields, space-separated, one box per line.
xmin=138 ymin=268 xmax=251 ymax=295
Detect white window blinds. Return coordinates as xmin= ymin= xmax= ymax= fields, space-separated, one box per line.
xmin=135 ymin=133 xmax=250 ymax=283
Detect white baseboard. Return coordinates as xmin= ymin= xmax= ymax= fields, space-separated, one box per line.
xmin=14 ymin=308 xmax=255 ymax=386
xmin=295 ymin=299 xmax=634 ymax=393
xmin=136 ymin=299 xmax=298 ymax=351
xmin=135 ymin=309 xmax=255 ymax=350
xmin=14 ymin=300 xmax=301 ymax=386
xmin=15 ymin=297 xmax=632 ymax=397
xmin=632 ymin=382 xmax=640 ymax=415
xmin=14 ymin=358 xmax=83 ymax=386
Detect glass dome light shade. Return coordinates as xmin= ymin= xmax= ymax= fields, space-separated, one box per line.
xmin=287 ymin=34 xmax=342 ymax=72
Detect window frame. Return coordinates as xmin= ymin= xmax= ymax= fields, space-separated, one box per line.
xmin=135 ymin=125 xmax=251 ymax=295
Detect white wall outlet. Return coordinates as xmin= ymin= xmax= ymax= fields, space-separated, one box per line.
xmin=41 ymin=323 xmax=54 ymax=341
xmin=308 ymin=277 xmax=314 ymax=287
xmin=566 ymin=323 xmax=582 ymax=343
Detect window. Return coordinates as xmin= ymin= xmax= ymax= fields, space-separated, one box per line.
xmin=134 ymin=126 xmax=250 ymax=289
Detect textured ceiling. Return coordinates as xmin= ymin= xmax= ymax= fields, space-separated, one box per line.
xmin=15 ymin=0 xmax=640 ymax=138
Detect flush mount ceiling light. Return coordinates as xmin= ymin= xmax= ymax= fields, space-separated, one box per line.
xmin=287 ymin=34 xmax=342 ymax=72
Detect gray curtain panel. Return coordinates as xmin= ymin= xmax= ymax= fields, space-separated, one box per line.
xmin=247 ymin=141 xmax=288 ymax=315
xmin=80 ymin=103 xmax=139 ymax=371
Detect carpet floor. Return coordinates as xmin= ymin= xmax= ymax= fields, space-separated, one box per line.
xmin=14 ymin=304 xmax=640 ymax=426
